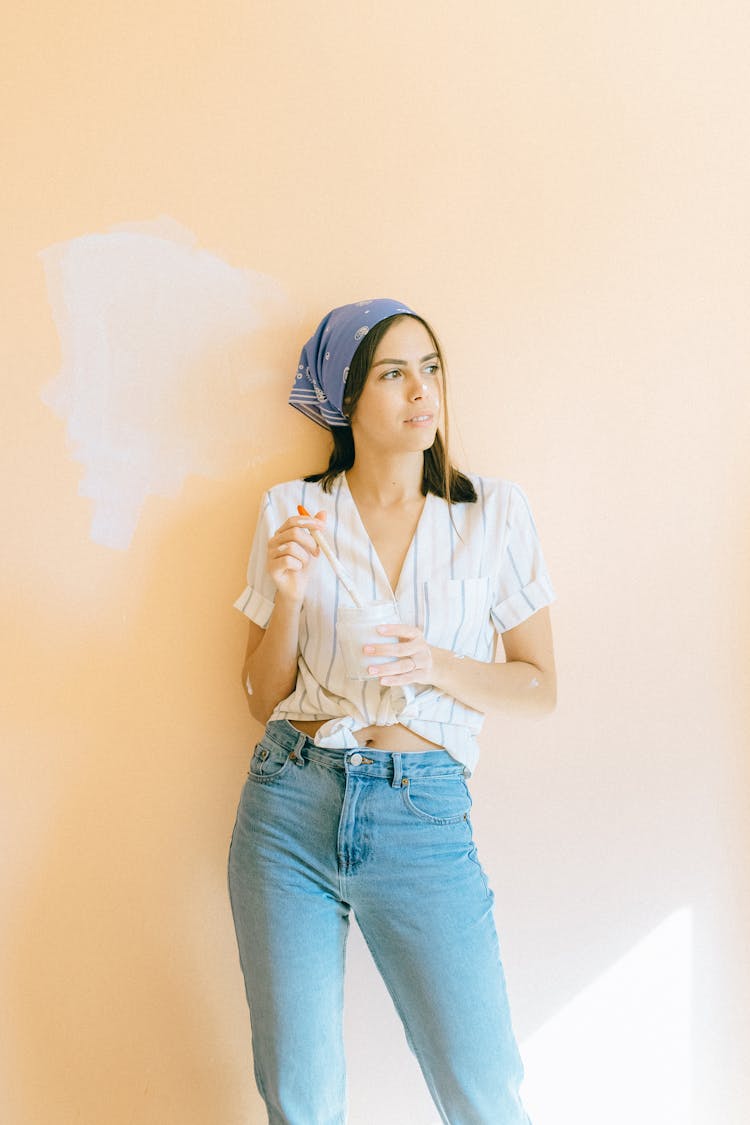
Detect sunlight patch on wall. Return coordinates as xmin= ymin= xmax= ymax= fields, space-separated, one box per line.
xmin=39 ymin=217 xmax=292 ymax=549
xmin=520 ymin=909 xmax=693 ymax=1125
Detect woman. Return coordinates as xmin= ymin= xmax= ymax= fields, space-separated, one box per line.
xmin=228 ymin=298 xmax=556 ymax=1124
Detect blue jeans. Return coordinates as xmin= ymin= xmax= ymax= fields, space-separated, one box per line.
xmin=227 ymin=719 xmax=531 ymax=1125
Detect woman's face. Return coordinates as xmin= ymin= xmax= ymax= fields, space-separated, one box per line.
xmin=349 ymin=317 xmax=442 ymax=455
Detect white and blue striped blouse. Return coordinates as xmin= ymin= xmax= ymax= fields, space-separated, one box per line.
xmin=234 ymin=472 xmax=556 ymax=773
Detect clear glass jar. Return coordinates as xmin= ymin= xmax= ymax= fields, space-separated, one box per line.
xmin=337 ymin=600 xmax=401 ymax=680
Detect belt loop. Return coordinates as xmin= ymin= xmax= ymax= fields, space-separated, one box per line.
xmin=390 ymin=753 xmax=403 ymax=789
xmin=290 ymin=730 xmax=307 ymax=766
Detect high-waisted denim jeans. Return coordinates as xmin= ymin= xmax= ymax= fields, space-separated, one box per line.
xmin=227 ymin=719 xmax=531 ymax=1125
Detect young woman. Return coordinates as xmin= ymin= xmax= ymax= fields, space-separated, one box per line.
xmin=228 ymin=298 xmax=556 ymax=1124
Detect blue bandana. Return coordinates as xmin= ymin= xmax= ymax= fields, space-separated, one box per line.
xmin=289 ymin=298 xmax=417 ymax=429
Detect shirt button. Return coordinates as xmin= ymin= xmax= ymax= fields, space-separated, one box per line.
xmin=349 ymin=752 xmax=363 ymax=766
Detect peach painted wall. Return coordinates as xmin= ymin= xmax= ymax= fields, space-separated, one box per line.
xmin=2 ymin=3 xmax=748 ymax=1123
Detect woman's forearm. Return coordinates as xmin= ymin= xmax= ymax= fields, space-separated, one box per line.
xmin=243 ymin=595 xmax=302 ymax=723
xmin=429 ymin=648 xmax=556 ymax=717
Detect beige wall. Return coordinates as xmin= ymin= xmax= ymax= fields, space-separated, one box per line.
xmin=2 ymin=2 xmax=748 ymax=1122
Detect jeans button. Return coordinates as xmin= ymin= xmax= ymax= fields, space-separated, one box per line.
xmin=350 ymin=752 xmax=363 ymax=766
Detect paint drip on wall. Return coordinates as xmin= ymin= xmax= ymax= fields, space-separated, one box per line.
xmin=39 ymin=216 xmax=294 ymax=549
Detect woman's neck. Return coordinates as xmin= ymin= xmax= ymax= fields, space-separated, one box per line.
xmin=345 ymin=453 xmax=424 ymax=509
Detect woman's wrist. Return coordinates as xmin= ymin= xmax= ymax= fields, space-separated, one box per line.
xmin=428 ymin=646 xmax=465 ymax=692
xmin=273 ymin=589 xmax=305 ymax=614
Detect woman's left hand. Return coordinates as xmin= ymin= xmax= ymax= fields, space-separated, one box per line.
xmin=364 ymin=624 xmax=435 ymax=687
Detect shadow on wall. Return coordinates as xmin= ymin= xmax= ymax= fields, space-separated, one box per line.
xmin=520 ymin=907 xmax=693 ymax=1122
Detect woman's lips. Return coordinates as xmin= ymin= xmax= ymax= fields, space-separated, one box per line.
xmin=404 ymin=413 xmax=435 ymax=426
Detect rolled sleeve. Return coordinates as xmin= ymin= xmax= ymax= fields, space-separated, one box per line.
xmin=491 ymin=482 xmax=556 ymax=633
xmin=233 ymin=492 xmax=277 ymax=628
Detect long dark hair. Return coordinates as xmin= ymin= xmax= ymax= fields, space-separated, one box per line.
xmin=304 ymin=314 xmax=477 ymax=504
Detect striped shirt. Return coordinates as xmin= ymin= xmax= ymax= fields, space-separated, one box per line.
xmin=234 ymin=473 xmax=556 ymax=773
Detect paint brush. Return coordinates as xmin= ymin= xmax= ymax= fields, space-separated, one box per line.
xmin=297 ymin=504 xmax=365 ymax=608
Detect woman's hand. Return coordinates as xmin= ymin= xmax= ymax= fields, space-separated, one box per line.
xmin=267 ymin=511 xmax=327 ymax=602
xmin=364 ymin=623 xmax=436 ymax=687
xmin=365 ymin=609 xmax=557 ymax=716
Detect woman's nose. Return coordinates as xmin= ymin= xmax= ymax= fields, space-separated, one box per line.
xmin=408 ymin=372 xmax=428 ymax=397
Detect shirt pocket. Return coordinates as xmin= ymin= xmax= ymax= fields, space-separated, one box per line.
xmin=422 ymin=576 xmax=492 ymax=656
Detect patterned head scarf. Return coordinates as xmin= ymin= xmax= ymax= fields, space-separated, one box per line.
xmin=289 ymin=298 xmax=416 ymax=429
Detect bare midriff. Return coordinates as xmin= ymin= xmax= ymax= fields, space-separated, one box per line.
xmin=288 ymin=719 xmax=443 ymax=753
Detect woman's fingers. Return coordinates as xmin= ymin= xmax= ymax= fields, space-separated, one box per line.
xmin=280 ymin=513 xmax=327 ymax=534
xmin=271 ymin=523 xmax=321 ymax=557
xmin=275 ymin=515 xmax=326 ymax=549
xmin=375 ymin=651 xmax=434 ymax=685
xmin=267 ymin=511 xmax=329 ymax=588
xmin=363 ymin=624 xmax=421 ymax=658
xmin=362 ymin=624 xmax=433 ymax=684
xmin=375 ymin=623 xmax=420 ymax=640
xmin=272 ymin=540 xmax=309 ymax=566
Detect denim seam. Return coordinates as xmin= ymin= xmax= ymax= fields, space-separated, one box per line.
xmin=304 ymin=749 xmax=347 ymax=775
xmin=246 ymin=755 xmax=295 ymax=785
xmin=400 ymin=787 xmax=470 ymax=826
xmin=465 ymin=819 xmax=493 ymax=901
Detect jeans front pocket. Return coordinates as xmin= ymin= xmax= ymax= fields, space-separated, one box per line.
xmin=400 ymin=774 xmax=473 ymax=825
xmin=247 ymin=738 xmax=295 ymax=784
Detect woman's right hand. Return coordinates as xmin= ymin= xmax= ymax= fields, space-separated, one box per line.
xmin=267 ymin=511 xmax=327 ymax=602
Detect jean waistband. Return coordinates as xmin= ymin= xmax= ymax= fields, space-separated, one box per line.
xmin=262 ymin=719 xmax=469 ymax=781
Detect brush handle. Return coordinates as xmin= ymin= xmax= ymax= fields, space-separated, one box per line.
xmin=311 ymin=530 xmax=365 ymax=608
xmin=297 ymin=505 xmax=365 ymax=607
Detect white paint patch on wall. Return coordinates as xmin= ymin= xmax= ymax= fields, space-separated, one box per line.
xmin=39 ymin=217 xmax=293 ymax=549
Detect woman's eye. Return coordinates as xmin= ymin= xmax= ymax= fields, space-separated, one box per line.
xmin=378 ymin=364 xmax=439 ymax=381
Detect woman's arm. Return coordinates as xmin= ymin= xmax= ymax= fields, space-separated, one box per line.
xmin=367 ymin=606 xmax=557 ymax=718
xmin=241 ymin=599 xmax=303 ymax=724
xmin=240 ymin=510 xmax=327 ymax=724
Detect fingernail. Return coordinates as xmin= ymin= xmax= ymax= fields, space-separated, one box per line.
xmin=363 ymin=645 xmax=374 ymax=654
